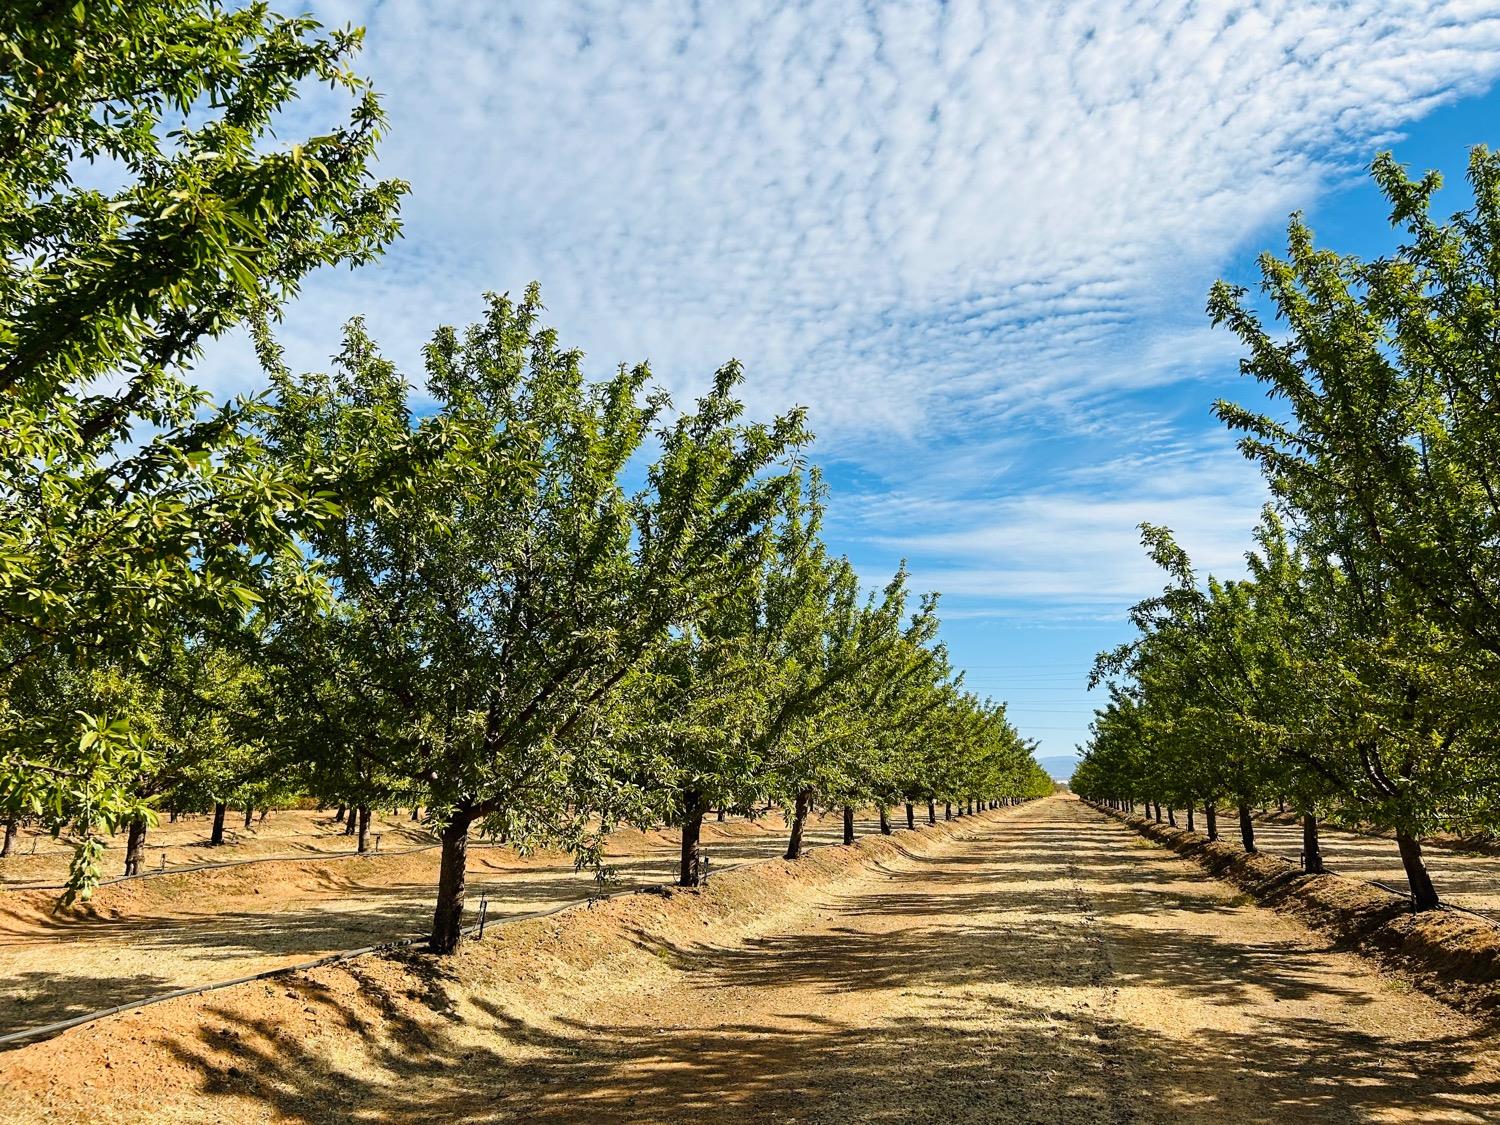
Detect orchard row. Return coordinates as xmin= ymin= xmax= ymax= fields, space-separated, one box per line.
xmin=0 ymin=4 xmax=1047 ymax=952
xmin=1075 ymin=149 xmax=1500 ymax=910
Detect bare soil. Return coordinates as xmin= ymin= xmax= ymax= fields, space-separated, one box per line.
xmin=4 ymin=796 xmax=1496 ymax=1124
xmin=0 ymin=808 xmax=438 ymax=887
xmin=1242 ymin=815 xmax=1500 ymax=919
xmin=0 ymin=808 xmax=887 ymax=1036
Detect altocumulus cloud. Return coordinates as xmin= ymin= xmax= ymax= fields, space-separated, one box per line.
xmin=211 ymin=0 xmax=1500 ymax=617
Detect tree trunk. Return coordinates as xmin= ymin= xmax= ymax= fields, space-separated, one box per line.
xmin=842 ymin=805 xmax=855 ymax=845
xmin=879 ymin=806 xmax=892 ymax=835
xmin=429 ymin=816 xmax=472 ymax=953
xmin=679 ymin=789 xmax=706 ymax=887
xmin=335 ymin=805 xmax=346 ymax=822
xmin=785 ymin=789 xmax=813 ymax=860
xmin=1278 ymin=796 xmax=1286 ymax=814
xmin=1396 ymin=831 xmax=1440 ymax=911
xmin=927 ymin=799 xmax=936 ymax=825
xmin=716 ymin=807 xmax=726 ymax=822
xmin=169 ymin=807 xmax=178 ymax=823
xmin=1186 ymin=804 xmax=1195 ymax=832
xmin=944 ymin=802 xmax=952 ymax=821
xmin=124 ymin=815 xmax=147 ymax=876
xmin=243 ymin=802 xmax=253 ymax=829
xmin=357 ymin=805 xmax=371 ymax=854
xmin=344 ymin=807 xmax=358 ymax=836
xmin=1204 ymin=802 xmax=1217 ymax=842
xmin=210 ymin=802 xmax=227 ymax=846
xmin=905 ymin=803 xmax=915 ymax=830
xmin=1153 ymin=801 xmax=1162 ymax=824
xmin=411 ymin=806 xmax=420 ymax=821
xmin=1166 ymin=806 xmax=1176 ymax=827
xmin=1302 ymin=812 xmax=1323 ymax=874
xmin=1237 ymin=803 xmax=1256 ymax=852
xmin=1 ymin=814 xmax=15 ymax=858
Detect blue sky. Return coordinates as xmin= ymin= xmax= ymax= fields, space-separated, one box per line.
xmin=202 ymin=2 xmax=1500 ymax=772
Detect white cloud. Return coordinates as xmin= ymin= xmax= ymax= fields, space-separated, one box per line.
xmin=205 ymin=0 xmax=1500 ymax=439
xmin=860 ymin=436 xmax=1268 ymax=613
xmin=191 ymin=1 xmax=1500 ymax=634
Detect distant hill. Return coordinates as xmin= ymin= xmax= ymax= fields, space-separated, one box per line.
xmin=1036 ymin=754 xmax=1079 ymax=782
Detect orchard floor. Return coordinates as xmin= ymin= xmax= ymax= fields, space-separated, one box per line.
xmin=0 ymin=807 xmax=443 ymax=888
xmin=3 ymin=796 xmax=1497 ymax=1123
xmin=1230 ymin=813 xmax=1500 ymax=920
xmin=0 ymin=808 xmax=889 ymax=1037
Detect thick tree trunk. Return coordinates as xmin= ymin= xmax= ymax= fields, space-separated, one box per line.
xmin=927 ymin=799 xmax=937 ymax=825
xmin=123 ymin=815 xmax=147 ymax=876
xmin=1166 ymin=806 xmax=1176 ymax=827
xmin=1186 ymin=804 xmax=1195 ymax=832
xmin=243 ymin=802 xmax=253 ymax=829
xmin=785 ymin=789 xmax=813 ymax=860
xmin=944 ymin=802 xmax=952 ymax=821
xmin=335 ymin=805 xmax=346 ymax=822
xmin=169 ymin=807 xmax=178 ymax=823
xmin=1204 ymin=802 xmax=1217 ymax=842
xmin=878 ymin=806 xmax=891 ymax=835
xmin=210 ymin=802 xmax=227 ymax=846
xmin=842 ymin=805 xmax=855 ymax=845
xmin=1278 ymin=797 xmax=1286 ymax=814
xmin=1396 ymin=831 xmax=1440 ymax=911
xmin=905 ymin=803 xmax=915 ymax=830
xmin=429 ymin=816 xmax=472 ymax=953
xmin=1 ymin=814 xmax=16 ymax=858
xmin=1237 ymin=803 xmax=1256 ymax=853
xmin=344 ymin=808 xmax=358 ymax=836
xmin=679 ymin=789 xmax=706 ymax=887
xmin=1153 ymin=801 xmax=1163 ymax=824
xmin=716 ymin=807 xmax=726 ymax=822
xmin=356 ymin=805 xmax=371 ymax=854
xmin=411 ymin=807 xmax=420 ymax=821
xmin=1302 ymin=812 xmax=1323 ymax=874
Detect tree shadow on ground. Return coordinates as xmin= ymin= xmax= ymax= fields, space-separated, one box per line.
xmin=156 ymin=965 xmax=1500 ymax=1125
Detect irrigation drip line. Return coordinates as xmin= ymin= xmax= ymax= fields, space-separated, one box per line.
xmin=0 ymin=806 xmax=1024 ymax=1052
xmin=0 ymin=885 xmax=604 ymax=1050
xmin=0 ymin=844 xmax=798 ymax=1052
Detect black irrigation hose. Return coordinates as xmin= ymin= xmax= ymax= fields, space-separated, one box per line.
xmin=0 ymin=806 xmax=1020 ymax=1051
xmin=0 ymin=886 xmax=600 ymax=1050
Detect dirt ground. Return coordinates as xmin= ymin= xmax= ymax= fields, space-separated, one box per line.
xmin=1235 ymin=814 xmax=1500 ymax=919
xmin=4 ymin=796 xmax=1497 ymax=1124
xmin=0 ymin=807 xmax=452 ymax=888
xmin=0 ymin=808 xmax=889 ymax=1037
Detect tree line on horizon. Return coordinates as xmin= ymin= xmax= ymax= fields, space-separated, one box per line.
xmin=0 ymin=2 xmax=1048 ymax=953
xmin=1074 ymin=146 xmax=1500 ymax=911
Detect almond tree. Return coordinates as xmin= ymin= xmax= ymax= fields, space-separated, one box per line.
xmin=771 ymin=566 xmax=923 ymax=858
xmin=0 ymin=0 xmax=404 ymax=893
xmin=266 ymin=287 xmax=808 ymax=951
xmin=628 ymin=472 xmax=829 ymax=886
xmin=1207 ymin=148 xmax=1500 ymax=905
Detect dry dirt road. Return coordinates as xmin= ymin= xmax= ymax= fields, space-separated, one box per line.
xmin=6 ymin=796 xmax=1499 ymax=1124
xmin=449 ymin=796 xmax=1498 ymax=1124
